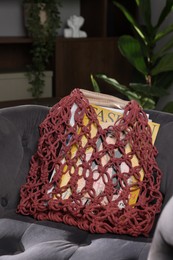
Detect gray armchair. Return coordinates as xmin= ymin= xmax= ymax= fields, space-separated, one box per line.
xmin=0 ymin=104 xmax=173 ymax=259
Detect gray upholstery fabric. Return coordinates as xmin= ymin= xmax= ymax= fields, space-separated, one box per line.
xmin=148 ymin=196 xmax=173 ymax=260
xmin=148 ymin=110 xmax=173 ymax=207
xmin=0 ymin=104 xmax=173 ymax=259
xmin=0 ymin=105 xmax=49 ymax=214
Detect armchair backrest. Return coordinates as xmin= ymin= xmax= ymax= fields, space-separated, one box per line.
xmin=0 ymin=105 xmax=49 ymax=217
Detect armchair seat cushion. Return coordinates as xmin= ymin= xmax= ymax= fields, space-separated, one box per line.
xmin=0 ymin=217 xmax=150 ymax=260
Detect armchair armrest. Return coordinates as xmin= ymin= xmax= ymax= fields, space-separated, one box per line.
xmin=148 ymin=196 xmax=173 ymax=260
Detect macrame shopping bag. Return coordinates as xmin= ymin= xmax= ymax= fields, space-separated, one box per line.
xmin=17 ymin=88 xmax=163 ymax=237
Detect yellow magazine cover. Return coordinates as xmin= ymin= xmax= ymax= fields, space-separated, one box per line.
xmin=57 ymin=104 xmax=123 ymax=202
xmin=53 ymin=103 xmax=160 ymax=206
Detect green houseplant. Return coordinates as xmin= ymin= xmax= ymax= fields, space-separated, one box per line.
xmin=23 ymin=0 xmax=61 ymax=98
xmin=92 ymin=0 xmax=173 ymax=110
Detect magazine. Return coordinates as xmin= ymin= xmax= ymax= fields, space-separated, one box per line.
xmin=49 ymin=103 xmax=160 ymax=207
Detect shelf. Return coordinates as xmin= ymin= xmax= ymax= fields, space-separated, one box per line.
xmin=0 ymin=97 xmax=60 ymax=109
xmin=0 ymin=38 xmax=32 ymax=71
xmin=0 ymin=1 xmax=135 ymax=106
xmin=0 ymin=37 xmax=32 ymax=44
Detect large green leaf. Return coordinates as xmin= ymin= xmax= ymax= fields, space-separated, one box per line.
xmin=153 ymin=71 xmax=173 ymax=89
xmin=129 ymin=83 xmax=168 ymax=97
xmin=140 ymin=97 xmax=155 ymax=109
xmin=135 ymin=0 xmax=140 ymax=6
xmin=96 ymin=74 xmax=140 ymax=101
xmin=94 ymin=74 xmax=156 ymax=109
xmin=90 ymin=74 xmax=100 ymax=93
xmin=156 ymin=0 xmax=173 ymax=28
xmin=152 ymin=53 xmax=173 ymax=75
xmin=154 ymin=35 xmax=173 ymax=60
xmin=139 ymin=0 xmax=152 ymax=31
xmin=155 ymin=24 xmax=173 ymax=42
xmin=113 ymin=1 xmax=146 ymax=41
xmin=118 ymin=35 xmax=147 ymax=75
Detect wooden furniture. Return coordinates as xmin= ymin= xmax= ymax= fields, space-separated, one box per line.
xmin=0 ymin=0 xmax=136 ymax=106
xmin=0 ymin=37 xmax=32 ymax=72
xmin=80 ymin=0 xmax=136 ymax=37
xmin=53 ymin=0 xmax=136 ymax=98
xmin=55 ymin=37 xmax=132 ymax=98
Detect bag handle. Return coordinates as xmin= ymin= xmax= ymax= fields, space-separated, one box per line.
xmin=80 ymin=89 xmax=128 ymax=109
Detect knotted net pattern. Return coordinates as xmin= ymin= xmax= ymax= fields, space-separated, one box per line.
xmin=17 ymin=89 xmax=163 ymax=237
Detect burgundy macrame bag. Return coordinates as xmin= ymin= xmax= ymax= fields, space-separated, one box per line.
xmin=17 ymin=89 xmax=163 ymax=237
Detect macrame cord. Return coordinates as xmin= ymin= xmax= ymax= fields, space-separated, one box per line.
xmin=17 ymin=88 xmax=163 ymax=237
